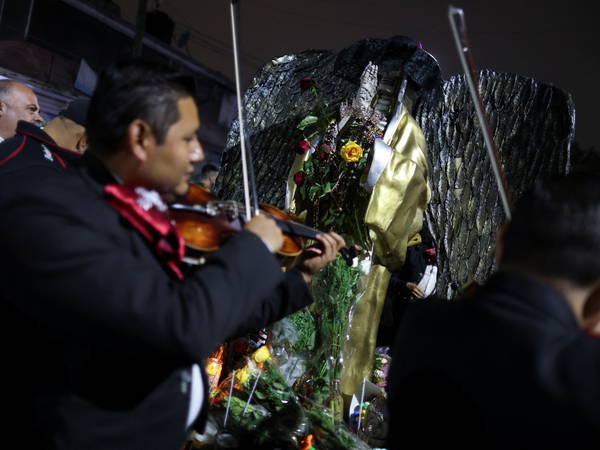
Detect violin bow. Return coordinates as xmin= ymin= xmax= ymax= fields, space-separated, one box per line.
xmin=229 ymin=0 xmax=260 ymax=221
xmin=448 ymin=6 xmax=513 ymax=221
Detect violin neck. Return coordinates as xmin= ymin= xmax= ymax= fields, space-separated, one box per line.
xmin=273 ymin=218 xmax=320 ymax=239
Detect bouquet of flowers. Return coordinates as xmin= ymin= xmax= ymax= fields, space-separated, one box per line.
xmin=203 ymin=345 xmax=370 ymax=450
xmin=291 ymin=76 xmax=384 ymax=250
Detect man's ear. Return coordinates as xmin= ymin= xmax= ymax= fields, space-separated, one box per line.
xmin=582 ymin=283 xmax=600 ymax=334
xmin=76 ymin=131 xmax=88 ymax=154
xmin=495 ymin=224 xmax=507 ymax=265
xmin=126 ymin=119 xmax=155 ymax=162
xmin=0 ymin=100 xmax=6 ymax=116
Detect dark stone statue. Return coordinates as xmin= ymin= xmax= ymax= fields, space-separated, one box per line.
xmin=415 ymin=70 xmax=574 ymax=297
xmin=216 ymin=36 xmax=574 ymax=299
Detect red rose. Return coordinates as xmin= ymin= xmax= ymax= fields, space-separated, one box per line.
xmin=299 ymin=77 xmax=316 ymax=92
xmin=293 ymin=171 xmax=306 ymax=185
xmin=318 ymin=144 xmax=331 ymax=160
xmin=294 ymin=139 xmax=311 ymax=155
xmin=233 ymin=340 xmax=248 ymax=354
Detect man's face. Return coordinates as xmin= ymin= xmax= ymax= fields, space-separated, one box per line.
xmin=139 ymin=96 xmax=203 ymax=194
xmin=0 ymin=83 xmax=43 ymax=139
xmin=201 ymin=170 xmax=219 ymax=189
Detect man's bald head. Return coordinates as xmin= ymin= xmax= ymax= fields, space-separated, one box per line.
xmin=0 ymin=80 xmax=43 ymax=140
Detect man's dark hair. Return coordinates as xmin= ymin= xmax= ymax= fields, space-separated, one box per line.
xmin=502 ymin=174 xmax=600 ymax=286
xmin=86 ymin=60 xmax=195 ymax=155
xmin=201 ymin=163 xmax=219 ymax=177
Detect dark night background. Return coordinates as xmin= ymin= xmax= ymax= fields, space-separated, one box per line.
xmin=117 ymin=0 xmax=598 ymax=150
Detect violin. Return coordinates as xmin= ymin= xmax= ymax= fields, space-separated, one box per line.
xmin=170 ymin=183 xmax=357 ymax=265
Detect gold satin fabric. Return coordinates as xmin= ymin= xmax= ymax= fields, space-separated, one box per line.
xmin=365 ymin=107 xmax=430 ymax=270
xmin=340 ymin=107 xmax=430 ymax=399
xmin=407 ymin=232 xmax=422 ymax=247
xmin=339 ymin=264 xmax=390 ymax=397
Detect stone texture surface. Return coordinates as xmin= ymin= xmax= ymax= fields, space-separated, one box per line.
xmin=215 ymin=36 xmax=440 ymax=207
xmin=415 ymin=70 xmax=574 ymax=298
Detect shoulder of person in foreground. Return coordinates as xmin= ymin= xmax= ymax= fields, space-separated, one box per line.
xmin=396 ymin=294 xmax=455 ymax=332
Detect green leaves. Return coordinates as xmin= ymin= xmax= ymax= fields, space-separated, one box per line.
xmin=272 ymin=382 xmax=287 ymax=391
xmin=297 ymin=115 xmax=319 ymax=131
xmin=287 ymin=310 xmax=316 ymax=353
xmin=307 ymin=181 xmax=334 ymax=202
xmin=308 ymin=185 xmax=321 ymax=202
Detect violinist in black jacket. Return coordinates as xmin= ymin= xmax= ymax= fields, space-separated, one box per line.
xmin=0 ymin=60 xmax=345 ymax=450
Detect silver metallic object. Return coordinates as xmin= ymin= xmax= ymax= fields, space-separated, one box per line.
xmin=229 ymin=0 xmax=260 ymax=221
xmin=362 ymin=76 xmax=408 ymax=190
xmin=448 ymin=6 xmax=512 ymax=221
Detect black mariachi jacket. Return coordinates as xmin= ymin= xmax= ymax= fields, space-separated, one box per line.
xmin=389 ymin=271 xmax=600 ymax=450
xmin=0 ymin=120 xmax=81 ymax=176
xmin=0 ymin=153 xmax=312 ymax=450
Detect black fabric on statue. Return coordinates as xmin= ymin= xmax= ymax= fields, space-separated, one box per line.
xmin=376 ymin=224 xmax=436 ymax=347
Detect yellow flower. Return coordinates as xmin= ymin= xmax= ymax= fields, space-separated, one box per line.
xmin=253 ymin=345 xmax=271 ymax=363
xmin=340 ymin=140 xmax=363 ymax=163
xmin=235 ymin=366 xmax=250 ymax=385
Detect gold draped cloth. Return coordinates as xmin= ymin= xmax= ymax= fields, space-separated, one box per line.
xmin=340 ymin=107 xmax=430 ymax=398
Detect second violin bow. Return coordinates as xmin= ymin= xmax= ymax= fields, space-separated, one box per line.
xmin=229 ymin=0 xmax=260 ymax=221
xmin=448 ymin=6 xmax=513 ymax=221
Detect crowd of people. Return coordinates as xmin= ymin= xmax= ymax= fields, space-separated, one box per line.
xmin=1 ymin=60 xmax=599 ymax=449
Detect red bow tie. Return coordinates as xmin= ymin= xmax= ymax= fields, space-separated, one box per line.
xmin=104 ymin=184 xmax=185 ymax=280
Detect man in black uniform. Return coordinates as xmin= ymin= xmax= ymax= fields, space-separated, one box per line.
xmin=0 ymin=99 xmax=89 ymax=177
xmin=388 ymin=175 xmax=600 ymax=450
xmin=0 ymin=60 xmax=345 ymax=450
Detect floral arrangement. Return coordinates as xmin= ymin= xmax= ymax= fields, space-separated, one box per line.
xmin=293 ymin=256 xmax=361 ymax=417
xmin=193 ymin=75 xmax=388 ymax=450
xmin=201 ymin=345 xmax=370 ymax=450
xmin=370 ymin=351 xmax=391 ymax=388
xmin=291 ymin=77 xmax=384 ymax=249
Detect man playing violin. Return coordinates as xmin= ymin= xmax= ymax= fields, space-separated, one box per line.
xmin=0 ymin=60 xmax=345 ymax=450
